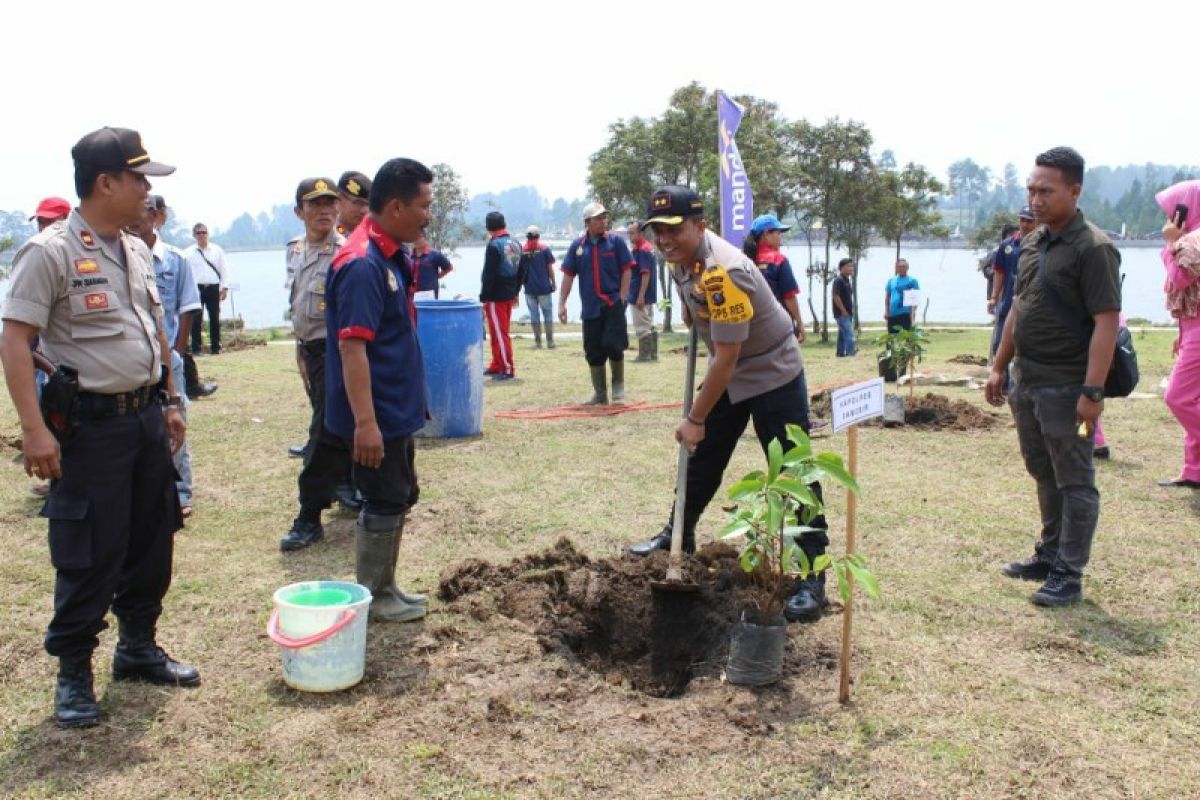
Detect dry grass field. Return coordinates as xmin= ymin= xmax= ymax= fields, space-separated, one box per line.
xmin=1 ymin=322 xmax=1195 ymax=799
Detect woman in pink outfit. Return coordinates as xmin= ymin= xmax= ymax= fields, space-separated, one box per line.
xmin=1155 ymin=180 xmax=1200 ymax=488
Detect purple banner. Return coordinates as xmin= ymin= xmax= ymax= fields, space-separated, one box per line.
xmin=718 ymin=91 xmax=753 ymax=248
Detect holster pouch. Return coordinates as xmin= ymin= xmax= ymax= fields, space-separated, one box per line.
xmin=40 ymin=365 xmax=80 ymax=443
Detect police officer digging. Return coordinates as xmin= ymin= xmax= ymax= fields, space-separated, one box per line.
xmin=628 ymin=186 xmax=829 ymax=623
xmin=0 ymin=127 xmax=199 ymax=729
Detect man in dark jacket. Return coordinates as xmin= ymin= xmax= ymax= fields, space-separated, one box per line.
xmin=480 ymin=211 xmax=520 ymax=380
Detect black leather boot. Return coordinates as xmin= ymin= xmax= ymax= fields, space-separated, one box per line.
xmin=628 ymin=525 xmax=695 ymax=556
xmin=784 ymin=572 xmax=828 ymax=623
xmin=112 ymin=620 xmax=201 ymax=687
xmin=55 ymin=655 xmax=100 ymax=729
xmin=280 ymin=517 xmax=323 ymax=552
xmin=182 ymin=351 xmax=218 ymax=399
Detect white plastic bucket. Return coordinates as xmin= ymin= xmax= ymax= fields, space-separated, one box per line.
xmin=268 ymin=580 xmax=371 ymax=692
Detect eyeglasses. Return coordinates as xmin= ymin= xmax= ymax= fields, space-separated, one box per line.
xmin=194 ymin=230 xmax=208 ymax=235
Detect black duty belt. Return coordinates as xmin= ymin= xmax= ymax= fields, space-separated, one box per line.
xmin=300 ymin=338 xmax=327 ymax=353
xmin=77 ymin=385 xmax=160 ymax=419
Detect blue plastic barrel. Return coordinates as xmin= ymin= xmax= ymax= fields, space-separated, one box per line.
xmin=414 ymin=299 xmax=484 ymax=437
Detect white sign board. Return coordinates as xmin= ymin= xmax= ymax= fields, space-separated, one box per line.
xmin=902 ymin=289 xmax=922 ymax=308
xmin=830 ymin=378 xmax=885 ymax=433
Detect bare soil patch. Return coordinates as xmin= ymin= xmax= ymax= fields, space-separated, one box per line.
xmin=809 ymin=390 xmax=1002 ymax=431
xmin=439 ymin=538 xmax=823 ymax=697
xmin=902 ymin=392 xmax=1003 ymax=430
xmin=948 ymin=353 xmax=988 ymax=366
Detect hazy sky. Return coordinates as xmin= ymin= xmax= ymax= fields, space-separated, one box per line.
xmin=2 ymin=0 xmax=1190 ymax=229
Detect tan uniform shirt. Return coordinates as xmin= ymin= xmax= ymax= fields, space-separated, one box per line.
xmin=3 ymin=209 xmax=164 ymax=394
xmin=286 ymin=230 xmax=344 ymax=342
xmin=670 ymin=230 xmax=803 ymax=404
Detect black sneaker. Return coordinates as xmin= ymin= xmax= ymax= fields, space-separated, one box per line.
xmin=1031 ymin=570 xmax=1082 ymax=607
xmin=1093 ymin=446 xmax=1110 ymax=460
xmin=280 ymin=519 xmax=323 ymax=552
xmin=1001 ymin=555 xmax=1053 ymax=581
xmin=628 ymin=526 xmax=695 ymax=556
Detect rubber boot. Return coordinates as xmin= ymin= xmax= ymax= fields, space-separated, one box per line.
xmin=582 ymin=365 xmax=607 ymax=405
xmin=355 ymin=515 xmax=427 ymax=622
xmin=545 ymin=321 xmax=556 ymax=349
xmin=650 ymin=330 xmax=659 ymax=361
xmin=610 ymin=359 xmax=626 ymax=402
xmin=634 ymin=336 xmax=651 ymax=362
xmin=388 ymin=519 xmax=428 ymax=605
xmin=55 ymin=655 xmax=100 ymax=729
xmin=532 ymin=323 xmax=543 ymax=348
xmin=112 ymin=619 xmax=201 ymax=686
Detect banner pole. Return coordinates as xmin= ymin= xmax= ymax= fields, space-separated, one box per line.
xmin=838 ymin=424 xmax=859 ymax=704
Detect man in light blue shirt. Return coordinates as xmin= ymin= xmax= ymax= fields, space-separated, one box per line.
xmin=132 ymin=196 xmax=201 ymax=516
xmin=884 ymin=258 xmax=920 ymax=331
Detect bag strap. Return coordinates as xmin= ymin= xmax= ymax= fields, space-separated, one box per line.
xmin=1035 ymin=239 xmax=1092 ymax=346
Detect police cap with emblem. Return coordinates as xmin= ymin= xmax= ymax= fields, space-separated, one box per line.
xmin=642 ymin=185 xmax=704 ymax=228
xmin=71 ymin=127 xmax=175 ymax=176
xmin=295 ymin=177 xmax=340 ymax=206
xmin=338 ymin=171 xmax=372 ymax=201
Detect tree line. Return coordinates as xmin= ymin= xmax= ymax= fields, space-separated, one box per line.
xmin=586 ymin=82 xmax=945 ymax=340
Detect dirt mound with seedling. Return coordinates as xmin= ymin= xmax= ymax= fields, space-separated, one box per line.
xmin=903 ymin=392 xmax=1003 ymax=430
xmin=808 ymin=390 xmax=1002 ymax=431
xmin=948 ymin=353 xmax=988 ymax=366
xmin=438 ymin=538 xmax=825 ymax=697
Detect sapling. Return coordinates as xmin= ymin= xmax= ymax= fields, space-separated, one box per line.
xmin=720 ymin=425 xmax=879 ymax=620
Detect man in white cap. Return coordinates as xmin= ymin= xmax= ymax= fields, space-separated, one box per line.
xmin=559 ymin=202 xmax=634 ymax=403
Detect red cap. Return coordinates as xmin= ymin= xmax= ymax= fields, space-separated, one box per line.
xmin=30 ymin=197 xmax=71 ymax=222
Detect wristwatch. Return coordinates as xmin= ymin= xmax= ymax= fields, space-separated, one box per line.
xmin=1080 ymin=385 xmax=1104 ymax=403
xmin=165 ymin=395 xmax=184 ymax=408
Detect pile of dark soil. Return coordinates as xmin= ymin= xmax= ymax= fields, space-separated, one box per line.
xmin=809 ymin=390 xmax=1001 ymax=431
xmin=902 ymin=392 xmax=1003 ymax=430
xmin=948 ymin=354 xmax=988 ymax=366
xmin=439 ymin=538 xmax=807 ymax=697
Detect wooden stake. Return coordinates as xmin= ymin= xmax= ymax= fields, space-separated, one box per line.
xmin=838 ymin=424 xmax=859 ymax=704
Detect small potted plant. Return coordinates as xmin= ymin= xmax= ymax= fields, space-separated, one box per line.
xmin=874 ymin=326 xmax=929 ymax=392
xmin=720 ymin=425 xmax=879 ymax=686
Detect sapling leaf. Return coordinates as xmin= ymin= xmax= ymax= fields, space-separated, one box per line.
xmin=728 ymin=478 xmax=765 ymax=500
xmin=719 ymin=519 xmax=751 ymax=539
xmin=834 ymin=561 xmax=851 ymax=604
xmin=767 ymin=492 xmax=783 ymax=539
xmin=774 ymin=477 xmax=818 ymax=508
xmin=739 ymin=549 xmax=759 ymax=574
xmin=811 ymin=453 xmax=861 ymax=495
xmin=846 ymin=561 xmax=882 ymax=598
xmin=813 ymin=554 xmax=832 ymax=573
xmin=767 ymin=438 xmax=783 ymax=482
xmin=785 ymin=423 xmax=811 ymax=450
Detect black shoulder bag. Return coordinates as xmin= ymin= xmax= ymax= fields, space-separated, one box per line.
xmin=1035 ymin=240 xmax=1138 ymax=398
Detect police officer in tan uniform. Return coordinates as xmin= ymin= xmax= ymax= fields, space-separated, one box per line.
xmin=281 ymin=178 xmax=357 ymax=549
xmin=628 ymin=186 xmax=829 ymax=623
xmin=0 ymin=127 xmax=199 ymax=729
xmin=336 ymin=170 xmax=372 ymax=236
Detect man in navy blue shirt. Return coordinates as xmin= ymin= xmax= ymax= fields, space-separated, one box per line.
xmin=413 ymin=232 xmax=453 ymax=298
xmin=989 ymin=208 xmax=1036 ymax=358
xmin=627 ymin=220 xmax=659 ymax=362
xmin=559 ymin=202 xmax=634 ymax=403
xmin=521 ymin=225 xmax=557 ymax=348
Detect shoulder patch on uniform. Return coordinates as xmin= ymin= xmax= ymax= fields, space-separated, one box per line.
xmin=701 ymin=265 xmax=754 ymax=324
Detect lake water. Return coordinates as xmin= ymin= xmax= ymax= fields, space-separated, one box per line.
xmin=2 ymin=241 xmax=1174 ymax=329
